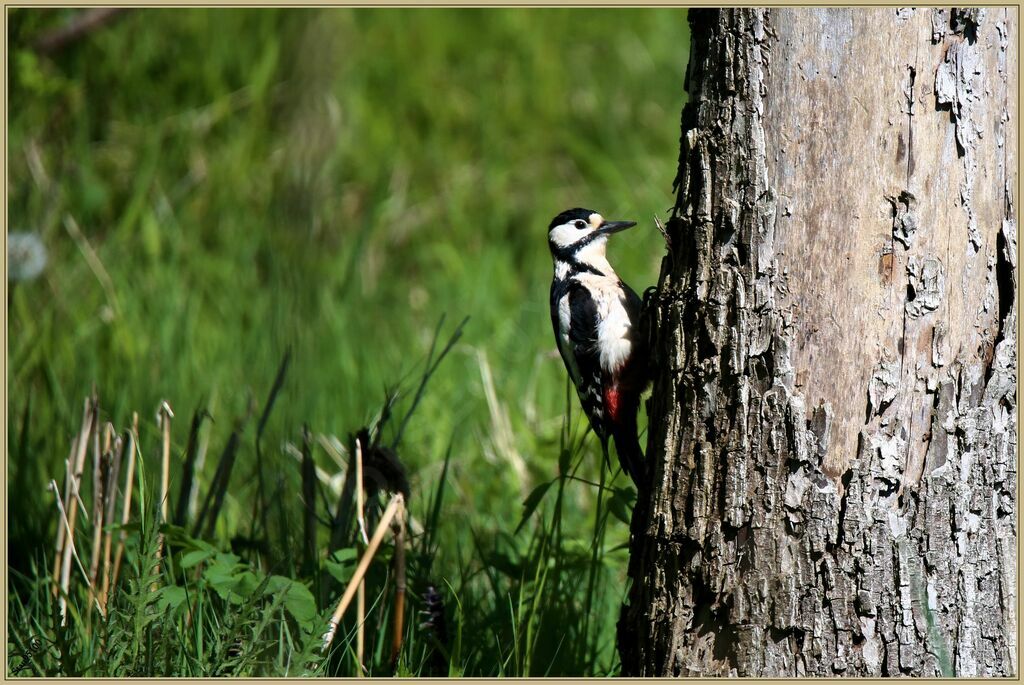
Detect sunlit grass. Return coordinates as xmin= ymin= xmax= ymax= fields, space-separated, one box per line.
xmin=8 ymin=7 xmax=689 ymax=675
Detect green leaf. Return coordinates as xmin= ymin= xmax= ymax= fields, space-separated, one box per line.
xmin=266 ymin=576 xmax=317 ymax=630
xmin=180 ymin=549 xmax=214 ymax=569
xmin=330 ymin=548 xmax=358 ymax=564
xmin=213 ymin=552 xmax=241 ymax=567
xmin=203 ymin=555 xmax=243 ymax=599
xmin=235 ymin=570 xmax=263 ymax=599
xmin=515 ymin=479 xmax=553 ymax=534
xmin=323 ymin=547 xmax=358 ymax=585
xmin=606 ymin=486 xmax=636 ymax=526
xmin=163 ymin=525 xmax=217 ymax=554
xmin=558 ymin=447 xmax=572 ymax=475
xmin=156 ymin=585 xmax=187 ymax=613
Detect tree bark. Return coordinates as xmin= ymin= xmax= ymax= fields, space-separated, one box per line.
xmin=620 ymin=8 xmax=1017 ymax=677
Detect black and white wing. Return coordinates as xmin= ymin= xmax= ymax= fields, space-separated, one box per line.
xmin=566 ymin=282 xmax=606 ymax=438
xmin=550 ymin=278 xmax=581 ymax=388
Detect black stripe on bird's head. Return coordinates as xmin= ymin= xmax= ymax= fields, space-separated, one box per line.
xmin=547 ymin=207 xmax=637 ymax=258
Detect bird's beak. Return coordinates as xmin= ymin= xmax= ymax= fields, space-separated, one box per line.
xmin=596 ymin=220 xmax=637 ymax=236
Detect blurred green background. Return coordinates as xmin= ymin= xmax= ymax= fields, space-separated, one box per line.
xmin=8 ymin=8 xmax=689 ymax=676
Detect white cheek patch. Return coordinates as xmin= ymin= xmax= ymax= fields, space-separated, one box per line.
xmin=549 ymin=223 xmax=594 ymax=248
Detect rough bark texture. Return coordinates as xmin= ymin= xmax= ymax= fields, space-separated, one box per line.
xmin=619 ymin=8 xmax=1017 ymax=677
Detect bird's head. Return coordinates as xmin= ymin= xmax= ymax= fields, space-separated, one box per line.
xmin=547 ymin=207 xmax=636 ymax=262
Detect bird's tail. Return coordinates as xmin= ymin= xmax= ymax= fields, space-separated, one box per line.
xmin=611 ymin=409 xmax=645 ymax=486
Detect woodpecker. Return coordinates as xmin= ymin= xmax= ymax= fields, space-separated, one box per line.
xmin=547 ymin=208 xmax=646 ymax=484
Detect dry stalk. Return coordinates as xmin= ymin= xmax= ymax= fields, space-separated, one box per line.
xmin=355 ymin=439 xmax=368 ymax=674
xmin=49 ymin=481 xmax=90 ymax=583
xmin=390 ymin=503 xmax=407 ymax=669
xmin=322 ymin=494 xmax=404 ymax=654
xmin=53 ymin=398 xmax=93 ymax=595
xmin=50 ymin=480 xmax=103 ymax=621
xmin=86 ymin=416 xmax=106 ymax=622
xmin=51 ymin=441 xmax=76 ymax=595
xmin=154 ymin=401 xmax=173 ymax=592
xmin=34 ymin=8 xmax=129 ymax=54
xmin=58 ymin=397 xmax=96 ymax=621
xmin=99 ymin=434 xmax=124 ymax=614
xmin=110 ymin=413 xmax=138 ymax=595
xmin=159 ymin=401 xmax=173 ymax=522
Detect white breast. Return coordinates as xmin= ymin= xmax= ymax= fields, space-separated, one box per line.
xmin=596 ymin=293 xmax=633 ymax=372
xmin=574 ymin=273 xmax=633 ymax=373
xmin=574 ymin=240 xmax=613 ymax=275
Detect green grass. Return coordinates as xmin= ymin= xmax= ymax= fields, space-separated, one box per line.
xmin=7 ymin=8 xmax=689 ymax=676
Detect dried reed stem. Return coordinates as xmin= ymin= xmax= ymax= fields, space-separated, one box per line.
xmin=86 ymin=418 xmax=106 ymax=622
xmin=58 ymin=397 xmax=96 ymax=622
xmin=154 ymin=402 xmax=173 ymax=592
xmin=110 ymin=413 xmax=138 ymax=595
xmin=322 ymin=494 xmax=404 ymax=653
xmin=50 ymin=480 xmax=102 ymax=620
xmin=50 ymin=481 xmax=90 ymax=584
xmin=355 ymin=439 xmax=368 ymax=674
xmin=53 ymin=397 xmax=93 ymax=594
xmin=34 ymin=8 xmax=129 ymax=54
xmin=51 ymin=441 xmax=76 ymax=595
xmin=99 ymin=434 xmax=124 ymax=614
xmin=390 ymin=503 xmax=407 ymax=669
xmin=159 ymin=401 xmax=173 ymax=522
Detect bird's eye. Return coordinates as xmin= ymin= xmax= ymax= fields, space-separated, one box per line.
xmin=574 ymin=220 xmax=587 ymax=229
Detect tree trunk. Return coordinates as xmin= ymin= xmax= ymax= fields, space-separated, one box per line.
xmin=620 ymin=8 xmax=1017 ymax=677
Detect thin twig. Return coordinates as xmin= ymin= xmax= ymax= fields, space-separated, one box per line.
xmin=34 ymin=8 xmax=130 ymax=54
xmin=322 ymin=494 xmax=404 ymax=653
xmin=653 ymin=214 xmax=671 ymax=249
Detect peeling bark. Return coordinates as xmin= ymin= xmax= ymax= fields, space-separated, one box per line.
xmin=619 ymin=8 xmax=1017 ymax=677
